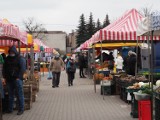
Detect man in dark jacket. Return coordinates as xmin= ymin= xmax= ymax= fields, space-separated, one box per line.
xmin=3 ymin=46 xmax=26 ymax=115
xmin=78 ymin=53 xmax=86 ymax=78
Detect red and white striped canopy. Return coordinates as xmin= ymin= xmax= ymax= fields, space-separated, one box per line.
xmin=34 ymin=39 xmax=53 ymax=53
xmin=0 ymin=31 xmax=28 ymax=47
xmin=0 ymin=19 xmax=28 ymax=47
xmin=94 ymin=9 xmax=160 ymax=43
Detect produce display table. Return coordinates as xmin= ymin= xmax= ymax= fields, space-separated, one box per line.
xmin=115 ymin=75 xmax=148 ymax=103
xmin=93 ymin=70 xmax=110 ymax=93
xmin=100 ymin=80 xmax=115 ymax=95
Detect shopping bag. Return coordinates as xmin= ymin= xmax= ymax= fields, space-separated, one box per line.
xmin=47 ymin=72 xmax=53 ymax=80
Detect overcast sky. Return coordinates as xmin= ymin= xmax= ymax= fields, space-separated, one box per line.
xmin=0 ymin=0 xmax=159 ymax=33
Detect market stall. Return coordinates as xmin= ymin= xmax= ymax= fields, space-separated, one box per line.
xmin=80 ymin=9 xmax=160 ymax=119
xmin=0 ymin=19 xmax=25 ymax=118
xmin=136 ymin=11 xmax=160 ymax=120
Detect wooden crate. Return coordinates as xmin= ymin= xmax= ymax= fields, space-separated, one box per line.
xmin=32 ymin=91 xmax=37 ymax=102
xmin=23 ymin=85 xmax=32 ymax=110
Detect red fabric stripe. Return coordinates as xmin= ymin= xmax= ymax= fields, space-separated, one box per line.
xmin=121 ymin=32 xmax=124 ymax=40
xmin=113 ymin=31 xmax=115 ymax=40
xmin=104 ymin=30 xmax=106 ymax=40
xmin=108 ymin=31 xmax=111 ymax=40
xmin=117 ymin=32 xmax=120 ymax=40
xmin=100 ymin=30 xmax=102 ymax=40
xmin=134 ymin=31 xmax=136 ymax=40
xmin=125 ymin=32 xmax=128 ymax=40
xmin=129 ymin=32 xmax=132 ymax=40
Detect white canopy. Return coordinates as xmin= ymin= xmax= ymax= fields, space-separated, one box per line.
xmin=137 ymin=11 xmax=160 ymax=36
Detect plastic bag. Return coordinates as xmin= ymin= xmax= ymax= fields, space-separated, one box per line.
xmin=47 ymin=72 xmax=53 ymax=80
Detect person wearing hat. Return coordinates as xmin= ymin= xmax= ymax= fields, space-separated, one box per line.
xmin=3 ymin=45 xmax=26 ymax=115
xmin=50 ymin=55 xmax=64 ymax=88
xmin=125 ymin=50 xmax=137 ymax=75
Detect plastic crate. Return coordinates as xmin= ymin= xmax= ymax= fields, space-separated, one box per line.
xmin=100 ymin=80 xmax=111 ymax=86
xmin=101 ymin=86 xmax=111 ymax=95
xmin=130 ymin=93 xmax=138 ymax=118
xmin=98 ymin=71 xmax=110 ymax=76
xmin=155 ymin=97 xmax=160 ymax=120
xmin=120 ymin=86 xmax=128 ymax=102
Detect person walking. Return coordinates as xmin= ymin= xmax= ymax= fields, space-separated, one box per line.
xmin=50 ymin=55 xmax=64 ymax=88
xmin=66 ymin=58 xmax=76 ymax=86
xmin=78 ymin=53 xmax=86 ymax=78
xmin=3 ymin=46 xmax=26 ymax=115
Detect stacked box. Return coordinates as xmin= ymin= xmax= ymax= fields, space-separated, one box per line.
xmin=101 ymin=86 xmax=112 ymax=95
xmin=32 ymin=91 xmax=37 ymax=102
xmin=23 ymin=85 xmax=32 ymax=110
xmin=155 ymin=97 xmax=160 ymax=120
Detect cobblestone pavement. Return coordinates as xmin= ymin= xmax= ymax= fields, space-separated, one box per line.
xmin=3 ymin=71 xmax=138 ymax=120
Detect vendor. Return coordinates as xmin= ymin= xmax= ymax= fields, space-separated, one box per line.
xmin=126 ymin=51 xmax=137 ymax=76
xmin=115 ymin=53 xmax=124 ymax=72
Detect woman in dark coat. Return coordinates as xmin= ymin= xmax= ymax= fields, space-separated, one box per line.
xmin=126 ymin=51 xmax=137 ymax=75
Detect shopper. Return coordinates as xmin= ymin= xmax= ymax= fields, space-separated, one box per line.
xmin=84 ymin=52 xmax=88 ymax=75
xmin=3 ymin=45 xmax=26 ymax=115
xmin=78 ymin=53 xmax=86 ymax=78
xmin=108 ymin=52 xmax=114 ymax=70
xmin=115 ymin=53 xmax=124 ymax=72
xmin=66 ymin=58 xmax=76 ymax=86
xmin=50 ymin=55 xmax=64 ymax=88
xmin=126 ymin=51 xmax=137 ymax=75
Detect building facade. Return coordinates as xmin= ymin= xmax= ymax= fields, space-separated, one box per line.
xmin=66 ymin=31 xmax=77 ymax=53
xmin=42 ymin=31 xmax=67 ymax=55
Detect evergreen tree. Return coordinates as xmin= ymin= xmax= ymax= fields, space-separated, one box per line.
xmin=103 ymin=14 xmax=110 ymax=28
xmin=76 ymin=14 xmax=87 ymax=46
xmin=95 ymin=18 xmax=102 ymax=32
xmin=86 ymin=12 xmax=96 ymax=40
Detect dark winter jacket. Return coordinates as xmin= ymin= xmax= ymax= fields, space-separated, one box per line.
xmin=78 ymin=55 xmax=85 ymax=68
xmin=127 ymin=54 xmax=136 ymax=75
xmin=3 ymin=46 xmax=26 ymax=81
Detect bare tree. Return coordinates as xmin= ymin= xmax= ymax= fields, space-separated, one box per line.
xmin=23 ymin=17 xmax=47 ymax=40
xmin=140 ymin=6 xmax=152 ymax=17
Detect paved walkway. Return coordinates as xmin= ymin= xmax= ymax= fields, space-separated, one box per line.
xmin=3 ymin=71 xmax=137 ymax=120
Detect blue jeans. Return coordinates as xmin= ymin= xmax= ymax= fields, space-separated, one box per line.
xmin=8 ymin=79 xmax=24 ymax=111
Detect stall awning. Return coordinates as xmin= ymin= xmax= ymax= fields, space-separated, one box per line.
xmin=0 ymin=19 xmax=28 ymax=47
xmin=92 ymin=9 xmax=160 ymax=43
xmin=34 ymin=39 xmax=54 ymax=53
xmin=92 ymin=42 xmax=141 ymax=48
xmin=137 ymin=11 xmax=160 ymax=36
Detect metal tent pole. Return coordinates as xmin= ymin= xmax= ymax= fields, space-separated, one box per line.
xmin=100 ymin=40 xmax=105 ymax=100
xmin=135 ymin=37 xmax=139 ymax=79
xmin=150 ymin=30 xmax=154 ymax=120
xmin=93 ymin=44 xmax=96 ymax=93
